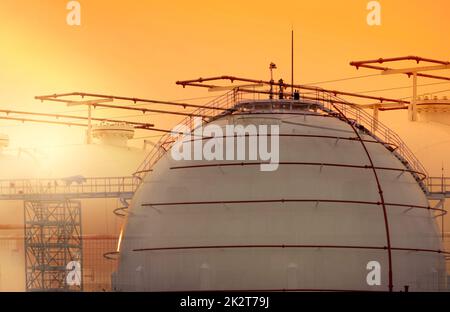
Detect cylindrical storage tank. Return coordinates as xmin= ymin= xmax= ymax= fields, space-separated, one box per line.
xmin=91 ymin=122 xmax=135 ymax=148
xmin=378 ymin=105 xmax=450 ymax=277
xmin=416 ymin=96 xmax=450 ymax=126
xmin=116 ymin=100 xmax=446 ymax=292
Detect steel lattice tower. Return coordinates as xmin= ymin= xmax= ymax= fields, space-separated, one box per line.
xmin=24 ymin=200 xmax=83 ymax=291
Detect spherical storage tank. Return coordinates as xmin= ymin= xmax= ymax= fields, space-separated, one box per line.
xmin=115 ymin=98 xmax=447 ymax=292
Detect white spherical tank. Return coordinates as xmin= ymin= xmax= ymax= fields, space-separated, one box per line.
xmin=115 ymin=99 xmax=447 ymax=292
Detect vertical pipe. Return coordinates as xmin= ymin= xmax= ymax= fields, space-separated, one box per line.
xmin=409 ymin=73 xmax=418 ymax=121
xmin=87 ymin=104 xmax=92 ymax=144
xmin=442 ymin=204 xmax=445 ymax=241
xmin=373 ymin=106 xmax=379 ymax=133
xmin=269 ymin=66 xmax=274 ymax=100
xmin=291 ymin=29 xmax=294 ymax=96
xmin=39 ymin=202 xmax=44 ymax=289
xmin=442 ymin=168 xmax=445 ymax=240
xmin=79 ymin=200 xmax=83 ymax=291
xmin=23 ymin=201 xmax=27 ymax=290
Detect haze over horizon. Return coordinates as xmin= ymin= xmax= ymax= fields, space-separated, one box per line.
xmin=0 ymin=1 xmax=449 ymax=153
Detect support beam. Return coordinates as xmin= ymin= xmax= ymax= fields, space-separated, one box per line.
xmin=350 ymin=56 xmax=450 ymax=121
xmin=35 ymin=92 xmax=228 ymax=111
xmin=0 ymin=109 xmax=154 ymax=128
xmin=373 ymin=106 xmax=379 ymax=132
xmin=176 ymin=75 xmax=410 ymax=105
xmin=409 ymin=73 xmax=418 ymax=121
xmin=382 ymin=64 xmax=450 ymax=75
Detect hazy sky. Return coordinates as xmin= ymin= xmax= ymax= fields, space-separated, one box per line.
xmin=0 ymin=0 xmax=449 ymax=163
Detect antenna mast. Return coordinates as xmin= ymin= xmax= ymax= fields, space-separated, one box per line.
xmin=291 ymin=29 xmax=294 ymax=96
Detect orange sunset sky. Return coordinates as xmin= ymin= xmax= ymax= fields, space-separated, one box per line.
xmin=0 ymin=0 xmax=449 ymax=173
xmin=0 ymin=0 xmax=450 ymax=291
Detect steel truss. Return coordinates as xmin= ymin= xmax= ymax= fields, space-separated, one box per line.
xmin=24 ymin=199 xmax=83 ymax=291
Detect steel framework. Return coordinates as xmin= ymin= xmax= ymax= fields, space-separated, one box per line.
xmin=349 ymin=56 xmax=450 ymax=121
xmin=24 ymin=199 xmax=82 ymax=291
xmin=0 ymin=176 xmax=137 ymax=201
xmin=132 ymin=87 xmax=428 ymax=189
xmin=0 ymin=176 xmax=137 ymax=291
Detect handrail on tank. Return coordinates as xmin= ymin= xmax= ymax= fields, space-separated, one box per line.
xmin=133 ymin=86 xmax=429 ymax=193
xmin=132 ymin=89 xmax=242 ymax=182
xmin=314 ymin=91 xmax=429 ymax=185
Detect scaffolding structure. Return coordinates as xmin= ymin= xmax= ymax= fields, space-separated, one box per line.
xmin=24 ymin=200 xmax=82 ymax=291
xmin=0 ymin=176 xmax=137 ymax=291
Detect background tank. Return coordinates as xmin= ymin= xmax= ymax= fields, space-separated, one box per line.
xmin=40 ymin=123 xmax=145 ymax=291
xmin=116 ymin=99 xmax=446 ymax=292
xmin=376 ymin=102 xmax=450 ymax=275
xmin=0 ymin=124 xmax=146 ymax=291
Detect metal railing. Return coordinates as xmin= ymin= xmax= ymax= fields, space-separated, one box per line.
xmin=133 ymin=89 xmax=244 ymax=181
xmin=314 ymin=90 xmax=428 ymax=181
xmin=133 ymin=88 xmax=429 ymax=191
xmin=426 ymin=177 xmax=450 ymax=195
xmin=0 ymin=176 xmax=138 ymax=200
